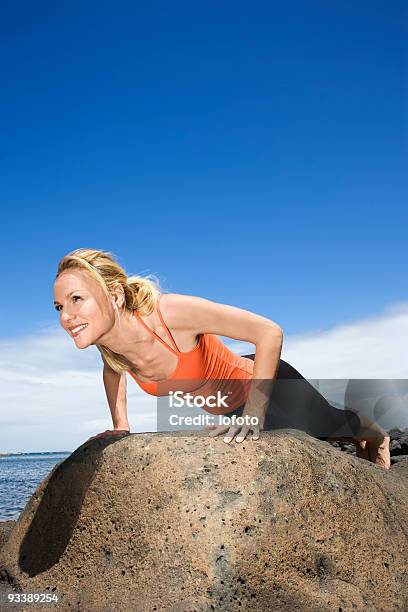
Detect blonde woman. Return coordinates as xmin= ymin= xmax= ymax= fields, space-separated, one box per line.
xmin=53 ymin=248 xmax=391 ymax=469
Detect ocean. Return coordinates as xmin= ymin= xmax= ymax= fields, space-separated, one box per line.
xmin=0 ymin=452 xmax=71 ymax=521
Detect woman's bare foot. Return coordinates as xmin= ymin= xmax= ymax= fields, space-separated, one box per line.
xmin=355 ymin=436 xmax=391 ymax=470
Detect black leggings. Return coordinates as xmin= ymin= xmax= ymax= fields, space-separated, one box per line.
xmin=231 ymin=355 xmax=361 ymax=440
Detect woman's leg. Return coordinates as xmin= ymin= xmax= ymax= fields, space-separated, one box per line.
xmin=242 ymin=354 xmax=361 ymax=439
xmin=241 ymin=355 xmax=390 ymax=468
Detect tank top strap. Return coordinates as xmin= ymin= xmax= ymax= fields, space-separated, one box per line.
xmin=133 ymin=295 xmax=180 ymax=355
xmin=156 ymin=294 xmax=180 ymax=353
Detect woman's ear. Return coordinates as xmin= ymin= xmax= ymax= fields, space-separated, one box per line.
xmin=111 ymin=284 xmax=126 ymax=310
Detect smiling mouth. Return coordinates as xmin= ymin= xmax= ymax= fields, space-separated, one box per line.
xmin=71 ymin=324 xmax=88 ymax=337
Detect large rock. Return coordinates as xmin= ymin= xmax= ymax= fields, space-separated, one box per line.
xmin=0 ymin=521 xmax=15 ymax=552
xmin=0 ymin=431 xmax=407 ymax=611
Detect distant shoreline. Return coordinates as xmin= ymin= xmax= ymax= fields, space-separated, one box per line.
xmin=0 ymin=451 xmax=71 ymax=457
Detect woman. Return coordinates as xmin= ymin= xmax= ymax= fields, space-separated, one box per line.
xmin=53 ymin=248 xmax=390 ymax=469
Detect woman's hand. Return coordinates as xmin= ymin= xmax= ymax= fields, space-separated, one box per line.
xmin=85 ymin=429 xmax=130 ymax=443
xmin=204 ymin=405 xmax=265 ymax=444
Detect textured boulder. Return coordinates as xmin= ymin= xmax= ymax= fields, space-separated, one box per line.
xmin=0 ymin=521 xmax=15 ymax=552
xmin=0 ymin=431 xmax=407 ymax=611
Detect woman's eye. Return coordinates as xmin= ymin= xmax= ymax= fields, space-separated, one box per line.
xmin=54 ymin=296 xmax=81 ymax=312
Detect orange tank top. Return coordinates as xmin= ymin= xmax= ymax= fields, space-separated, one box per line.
xmin=127 ymin=295 xmax=254 ymax=414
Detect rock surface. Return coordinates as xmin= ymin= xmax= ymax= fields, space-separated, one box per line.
xmin=0 ymin=430 xmax=407 ymax=611
xmin=0 ymin=521 xmax=15 ymax=552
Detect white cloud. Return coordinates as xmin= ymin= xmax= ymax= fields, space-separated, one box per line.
xmin=1 ymin=302 xmax=407 ymax=452
xmin=0 ymin=328 xmax=157 ymax=453
xmin=281 ymin=301 xmax=408 ymax=379
xmin=230 ymin=301 xmax=408 ymax=379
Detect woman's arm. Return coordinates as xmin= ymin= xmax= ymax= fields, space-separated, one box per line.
xmin=162 ymin=294 xmax=283 ymax=441
xmin=103 ymin=364 xmax=130 ymax=431
xmin=240 ymin=328 xmax=283 ymax=428
xmin=162 ymin=293 xmax=282 ymax=345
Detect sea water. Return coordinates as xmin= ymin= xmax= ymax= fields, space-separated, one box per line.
xmin=0 ymin=452 xmax=70 ymax=521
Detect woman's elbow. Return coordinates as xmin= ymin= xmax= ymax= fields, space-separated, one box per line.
xmin=275 ymin=325 xmax=284 ymax=345
xmin=262 ymin=323 xmax=284 ymax=344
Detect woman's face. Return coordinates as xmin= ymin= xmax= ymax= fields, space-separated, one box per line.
xmin=53 ymin=269 xmax=115 ymax=348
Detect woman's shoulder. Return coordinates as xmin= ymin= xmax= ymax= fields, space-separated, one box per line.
xmin=158 ymin=293 xmax=207 ymax=332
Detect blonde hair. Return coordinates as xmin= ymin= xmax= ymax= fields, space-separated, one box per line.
xmin=56 ymin=248 xmax=163 ymax=373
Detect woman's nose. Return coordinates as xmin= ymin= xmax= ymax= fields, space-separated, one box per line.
xmin=61 ymin=309 xmax=74 ymax=324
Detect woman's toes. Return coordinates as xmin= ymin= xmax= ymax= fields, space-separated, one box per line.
xmin=355 ymin=439 xmax=370 ymax=461
xmin=368 ymin=436 xmax=391 ymax=469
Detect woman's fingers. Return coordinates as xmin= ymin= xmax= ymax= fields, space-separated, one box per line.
xmin=206 ymin=424 xmax=243 ymax=441
xmin=236 ymin=423 xmax=261 ymax=442
xmin=251 ymin=424 xmax=261 ymax=441
xmin=224 ymin=425 xmax=244 ymax=443
xmin=207 ymin=425 xmax=231 ymax=438
xmin=87 ymin=429 xmax=129 ymax=442
xmin=235 ymin=425 xmax=250 ymax=443
xmin=87 ymin=431 xmax=107 ymax=442
xmin=205 ymin=422 xmax=262 ymax=443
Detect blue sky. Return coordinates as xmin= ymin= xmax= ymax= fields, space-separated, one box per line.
xmin=0 ymin=2 xmax=407 ymax=451
xmin=1 ymin=1 xmax=406 ymax=338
